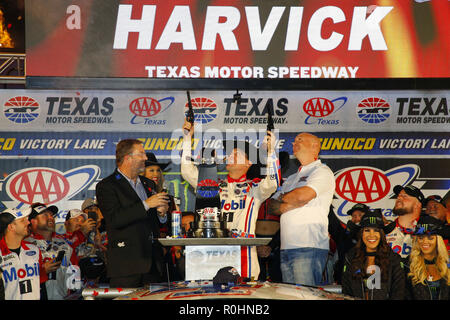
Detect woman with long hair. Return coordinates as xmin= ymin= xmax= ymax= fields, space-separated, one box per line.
xmin=141 ymin=152 xmax=185 ymax=281
xmin=342 ymin=210 xmax=405 ymax=300
xmin=141 ymin=153 xmax=180 ymax=231
xmin=406 ymin=214 xmax=450 ymax=300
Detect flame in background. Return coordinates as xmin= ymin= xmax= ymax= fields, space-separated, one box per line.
xmin=0 ymin=9 xmax=14 ymax=48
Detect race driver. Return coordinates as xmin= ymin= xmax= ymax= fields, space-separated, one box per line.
xmin=181 ymin=120 xmax=281 ymax=279
xmin=0 ymin=207 xmax=49 ymax=300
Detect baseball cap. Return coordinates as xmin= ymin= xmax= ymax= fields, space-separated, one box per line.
xmin=413 ymin=214 xmax=447 ymax=236
xmin=81 ymin=198 xmax=97 ymax=211
xmin=212 ymin=266 xmax=241 ymax=289
xmin=78 ymin=256 xmax=105 ymax=279
xmin=423 ymin=195 xmax=444 ymax=206
xmin=359 ymin=210 xmax=385 ymax=229
xmin=28 ymin=204 xmax=59 ymax=220
xmin=65 ymin=209 xmax=87 ymax=222
xmin=393 ymin=185 xmax=425 ymax=204
xmin=347 ymin=203 xmax=370 ymax=216
xmin=0 ymin=207 xmax=33 ymax=234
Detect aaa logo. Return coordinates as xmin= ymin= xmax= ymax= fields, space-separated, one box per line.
xmin=7 ymin=168 xmax=70 ymax=204
xmin=3 ymin=166 xmax=100 ymax=206
xmin=335 ymin=167 xmax=390 ymax=203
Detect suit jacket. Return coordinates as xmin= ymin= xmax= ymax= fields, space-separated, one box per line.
xmin=95 ymin=169 xmax=163 ymax=279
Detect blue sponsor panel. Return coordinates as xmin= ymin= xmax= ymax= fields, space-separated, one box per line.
xmin=0 ymin=131 xmax=449 ymax=157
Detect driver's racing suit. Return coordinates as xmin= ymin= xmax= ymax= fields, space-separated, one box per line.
xmin=181 ymin=140 xmax=281 ymax=279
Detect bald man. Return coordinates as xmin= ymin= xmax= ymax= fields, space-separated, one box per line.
xmin=268 ymin=132 xmax=335 ymax=286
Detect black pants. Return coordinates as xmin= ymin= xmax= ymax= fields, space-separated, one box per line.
xmin=109 ymin=260 xmax=162 ymax=288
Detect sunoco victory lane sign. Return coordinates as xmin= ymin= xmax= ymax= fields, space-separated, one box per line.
xmin=25 ymin=0 xmax=449 ymax=79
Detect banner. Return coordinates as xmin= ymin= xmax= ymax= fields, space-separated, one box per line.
xmin=25 ymin=0 xmax=450 ymax=79
xmin=0 ymin=89 xmax=449 ymax=229
xmin=1 ymin=90 xmax=448 ymax=132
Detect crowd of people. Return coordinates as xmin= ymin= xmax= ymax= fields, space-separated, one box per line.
xmin=1 ymin=128 xmax=449 ymax=300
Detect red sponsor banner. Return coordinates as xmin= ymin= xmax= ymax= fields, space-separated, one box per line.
xmin=25 ymin=0 xmax=449 ymax=78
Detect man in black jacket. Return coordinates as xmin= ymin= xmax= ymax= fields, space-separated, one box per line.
xmin=96 ymin=139 xmax=169 ymax=288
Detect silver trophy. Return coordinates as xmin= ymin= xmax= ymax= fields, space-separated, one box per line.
xmin=193 ymin=207 xmax=228 ymax=238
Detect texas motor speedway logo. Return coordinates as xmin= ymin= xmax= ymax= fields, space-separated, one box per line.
xmin=3 ymin=96 xmax=40 ymax=124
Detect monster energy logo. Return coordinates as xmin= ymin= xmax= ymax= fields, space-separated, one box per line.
xmin=417 ymin=224 xmax=429 ymax=234
xmin=369 ymin=217 xmax=377 ymax=224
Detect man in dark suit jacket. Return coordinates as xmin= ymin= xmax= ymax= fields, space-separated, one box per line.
xmin=96 ymin=139 xmax=169 ymax=288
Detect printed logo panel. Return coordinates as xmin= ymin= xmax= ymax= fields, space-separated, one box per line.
xmin=197 ymin=179 xmax=220 ymax=198
xmin=6 ymin=168 xmax=70 ymax=204
xmin=357 ymin=97 xmax=390 ymax=124
xmin=4 ymin=96 xmax=40 ymax=124
xmin=185 ymin=97 xmax=217 ymax=124
xmin=130 ymin=96 xmax=174 ymax=125
xmin=333 ymin=164 xmax=422 ymax=222
xmin=335 ymin=167 xmax=391 ymax=203
xmin=303 ymin=97 xmax=347 ymax=125
xmin=2 ymin=165 xmax=100 ymax=207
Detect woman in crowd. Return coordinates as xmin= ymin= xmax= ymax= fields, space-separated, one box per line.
xmin=406 ymin=214 xmax=449 ymax=300
xmin=342 ymin=210 xmax=405 ymax=300
xmin=142 ymin=152 xmax=183 ymax=281
xmin=142 ymin=152 xmax=180 ymax=219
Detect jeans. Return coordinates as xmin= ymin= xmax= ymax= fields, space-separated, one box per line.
xmin=280 ymin=247 xmax=329 ymax=286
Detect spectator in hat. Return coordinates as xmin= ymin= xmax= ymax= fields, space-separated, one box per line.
xmin=423 ymin=195 xmax=450 ymax=252
xmin=141 ymin=152 xmax=183 ymax=281
xmin=328 ymin=203 xmax=370 ymax=284
xmin=141 ymin=152 xmax=180 ymax=236
xmin=82 ymin=198 xmax=105 ymax=233
xmin=406 ymin=214 xmax=450 ymax=300
xmin=424 ymin=195 xmax=448 ymax=223
xmin=341 ymin=210 xmax=405 ymax=300
xmin=25 ymin=203 xmax=80 ymax=300
xmin=64 ymin=209 xmax=88 ymax=237
xmin=63 ymin=209 xmax=96 ymax=257
xmin=142 ymin=153 xmax=170 ymax=192
xmin=81 ymin=198 xmax=108 ymax=254
xmin=385 ymin=185 xmax=424 ymax=263
xmin=68 ymin=205 xmax=108 ymax=287
xmin=0 ymin=207 xmax=48 ymax=300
